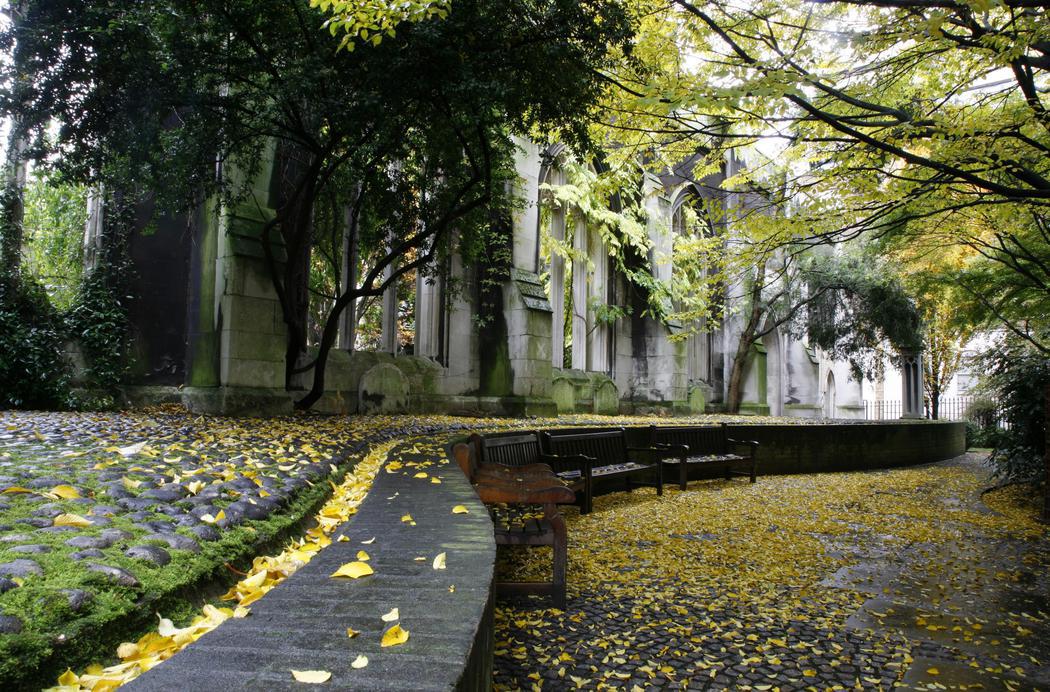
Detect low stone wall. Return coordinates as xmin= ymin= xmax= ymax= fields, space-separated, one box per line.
xmin=725 ymin=421 xmax=966 ymax=475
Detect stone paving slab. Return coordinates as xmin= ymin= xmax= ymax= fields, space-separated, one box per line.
xmin=125 ymin=439 xmax=495 ymax=691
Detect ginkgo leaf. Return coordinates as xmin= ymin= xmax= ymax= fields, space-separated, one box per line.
xmin=1 ymin=486 xmax=34 ymax=494
xmin=200 ymin=513 xmax=217 ymax=524
xmin=50 ymin=485 xmax=80 ymax=499
xmin=117 ymin=642 xmax=139 ymax=659
xmin=401 ymin=514 xmax=413 ymax=523
xmin=330 ymin=561 xmax=373 ymax=579
xmin=430 ymin=477 xmax=442 ymax=484
xmin=122 ymin=476 xmax=142 ymax=490
xmin=381 ymin=607 xmax=399 ymax=622
xmin=451 ymin=505 xmax=469 ymax=514
xmin=356 ymin=550 xmax=370 ymax=562
xmin=413 ymin=472 xmax=428 ymax=479
xmin=351 ymin=655 xmax=368 ymax=669
xmin=58 ymin=669 xmax=78 ymax=686
xmin=185 ymin=480 xmax=206 ymax=495
xmin=54 ymin=513 xmax=91 ymax=527
xmin=381 ymin=624 xmax=409 ymax=647
xmin=433 ymin=552 xmax=446 ymax=570
xmin=215 ymin=510 xmax=226 ymax=521
xmin=346 ymin=627 xmax=359 ymax=638
xmin=337 ymin=535 xmax=350 ymax=542
xmin=361 ymin=537 xmax=376 ymax=544
xmin=118 ymin=441 xmax=148 ymax=457
xmin=927 ymin=667 xmax=940 ymax=675
xmin=448 ymin=585 xmax=455 ymax=593
xmin=290 ymin=669 xmax=331 ymax=683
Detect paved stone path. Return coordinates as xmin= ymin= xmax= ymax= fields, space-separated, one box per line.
xmin=493 ymin=454 xmax=1050 ymax=690
xmin=124 ymin=437 xmax=494 ymax=691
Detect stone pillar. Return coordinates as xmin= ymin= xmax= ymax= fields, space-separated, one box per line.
xmin=379 ymin=248 xmax=397 ymax=354
xmin=82 ymin=187 xmax=105 ymax=274
xmin=570 ymin=214 xmax=588 ymax=370
xmin=337 ymin=204 xmax=358 ymax=351
xmin=900 ymin=350 xmax=923 ymax=419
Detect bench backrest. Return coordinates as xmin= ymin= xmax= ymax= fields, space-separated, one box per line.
xmin=649 ymin=424 xmax=727 ymax=454
xmin=473 ymin=431 xmax=543 ymax=467
xmin=541 ymin=428 xmax=628 ymax=463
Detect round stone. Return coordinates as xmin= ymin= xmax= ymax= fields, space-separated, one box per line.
xmin=0 ymin=558 xmax=43 ymax=578
xmin=190 ymin=524 xmax=220 ymax=542
xmin=70 ymin=549 xmax=105 ymax=561
xmin=144 ymin=533 xmax=200 ymax=553
xmin=86 ymin=563 xmax=140 ymax=587
xmin=62 ymin=588 xmax=94 ymax=612
xmin=89 ymin=504 xmax=121 ymax=517
xmin=10 ymin=544 xmax=50 ymax=554
xmin=65 ymin=535 xmax=114 ymax=550
xmin=101 ymin=528 xmax=133 ymax=543
xmin=0 ymin=615 xmax=23 ymax=634
xmin=125 ymin=545 xmax=171 ymax=566
xmin=0 ymin=578 xmax=17 ymax=593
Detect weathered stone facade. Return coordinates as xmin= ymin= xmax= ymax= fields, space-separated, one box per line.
xmin=122 ymin=138 xmax=877 ymax=418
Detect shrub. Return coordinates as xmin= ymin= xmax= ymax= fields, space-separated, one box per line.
xmin=976 ymin=337 xmax=1049 ymax=482
xmin=64 ymin=262 xmax=130 ymax=405
xmin=0 ymin=275 xmax=70 ymax=408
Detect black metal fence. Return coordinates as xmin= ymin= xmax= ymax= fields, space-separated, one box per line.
xmin=863 ymin=395 xmax=1007 ymax=426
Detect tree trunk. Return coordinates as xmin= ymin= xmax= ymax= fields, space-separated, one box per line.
xmin=0 ymin=1 xmax=29 ymax=279
xmin=1043 ymin=381 xmax=1049 ymax=524
xmin=725 ymin=264 xmax=766 ymax=414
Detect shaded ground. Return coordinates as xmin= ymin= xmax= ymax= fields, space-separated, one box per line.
xmin=494 ymin=454 xmax=1049 ymax=690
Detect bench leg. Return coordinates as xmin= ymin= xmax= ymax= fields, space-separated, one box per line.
xmin=749 ymin=460 xmax=757 ymax=484
xmin=547 ymin=504 xmax=567 ymax=610
xmin=679 ymin=456 xmax=687 ymax=491
xmin=655 ymin=464 xmax=663 ymax=496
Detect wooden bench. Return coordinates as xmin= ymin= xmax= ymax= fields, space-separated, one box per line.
xmin=470 ymin=431 xmax=595 ymax=514
xmin=453 ymin=439 xmax=575 ymax=609
xmin=648 ymin=423 xmax=759 ymax=489
xmin=540 ymin=428 xmax=663 ymax=514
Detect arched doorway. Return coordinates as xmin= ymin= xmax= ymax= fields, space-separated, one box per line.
xmin=824 ymin=371 xmax=836 ymax=418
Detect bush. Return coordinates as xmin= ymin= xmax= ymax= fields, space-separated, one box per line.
xmin=964 ymin=397 xmax=1000 ymax=448
xmin=64 ymin=262 xmax=130 ymax=404
xmin=976 ymin=337 xmax=1049 ymax=482
xmin=0 ymin=275 xmax=70 ymax=408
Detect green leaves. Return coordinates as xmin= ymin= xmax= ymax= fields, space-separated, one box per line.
xmin=313 ymin=0 xmax=451 ymax=52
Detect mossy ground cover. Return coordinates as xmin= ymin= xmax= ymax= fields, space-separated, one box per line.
xmin=493 ymin=455 xmax=1049 ymax=690
xmin=0 ymin=407 xmax=418 ymax=689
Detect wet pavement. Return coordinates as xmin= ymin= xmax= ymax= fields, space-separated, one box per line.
xmin=493 ymin=454 xmax=1049 ymax=690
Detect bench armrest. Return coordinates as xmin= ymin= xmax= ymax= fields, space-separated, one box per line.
xmin=726 ymin=438 xmax=759 ymax=455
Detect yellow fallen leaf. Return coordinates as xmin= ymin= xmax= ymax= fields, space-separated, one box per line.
xmin=290 ymin=669 xmax=331 ymax=684
xmin=351 ymin=655 xmax=368 ymax=669
xmin=356 ymin=550 xmax=370 ymax=562
xmin=117 ymin=642 xmax=139 ymax=659
xmin=122 ymin=477 xmax=142 ymax=490
xmin=361 ymin=537 xmax=376 ymax=545
xmin=927 ymin=667 xmax=940 ymax=676
xmin=215 ymin=509 xmax=226 ymax=521
xmin=233 ymin=606 xmax=250 ymax=618
xmin=381 ymin=624 xmax=409 ymax=647
xmin=381 ymin=607 xmax=399 ymax=622
xmin=413 ymin=472 xmax=428 ymax=479
xmin=200 ymin=514 xmax=217 ymax=524
xmin=433 ymin=553 xmax=447 ymax=570
xmin=1 ymin=486 xmax=34 ymax=494
xmin=346 ymin=627 xmax=359 ymax=638
xmin=337 ymin=536 xmax=350 ymax=542
xmin=54 ymin=513 xmax=92 ymax=527
xmin=452 ymin=505 xmax=469 ymax=514
xmin=401 ymin=514 xmax=413 ymax=523
xmin=50 ymin=485 xmax=80 ymax=499
xmin=58 ymin=669 xmax=78 ymax=686
xmin=449 ymin=585 xmax=455 ymax=593
xmin=118 ymin=441 xmax=148 ymax=456
xmin=331 ymin=562 xmax=373 ymax=579
xmin=185 ymin=480 xmax=205 ymax=495
xmin=430 ymin=477 xmax=442 ymax=484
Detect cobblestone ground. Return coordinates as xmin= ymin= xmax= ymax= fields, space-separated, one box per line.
xmin=493 ymin=455 xmax=1050 ymax=691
